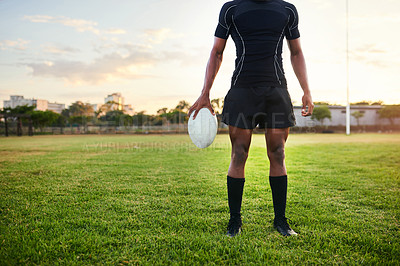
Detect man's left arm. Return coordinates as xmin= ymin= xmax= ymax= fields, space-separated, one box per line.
xmin=287 ymin=38 xmax=314 ymax=117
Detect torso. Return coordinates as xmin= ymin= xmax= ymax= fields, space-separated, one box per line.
xmin=215 ymin=0 xmax=300 ymax=88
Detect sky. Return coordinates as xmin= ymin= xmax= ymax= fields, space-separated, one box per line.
xmin=0 ymin=0 xmax=399 ymax=114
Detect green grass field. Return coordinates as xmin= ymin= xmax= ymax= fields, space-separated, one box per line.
xmin=0 ymin=134 xmax=399 ymax=264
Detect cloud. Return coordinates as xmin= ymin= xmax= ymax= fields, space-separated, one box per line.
xmin=350 ymin=44 xmax=399 ymax=68
xmin=23 ymin=15 xmax=126 ymax=35
xmin=42 ymin=44 xmax=80 ymax=54
xmin=143 ymin=28 xmax=172 ymax=44
xmin=23 ymin=41 xmax=201 ymax=85
xmin=162 ymin=49 xmax=208 ymax=66
xmin=355 ymin=44 xmax=386 ymax=54
xmin=91 ymin=38 xmax=153 ymax=57
xmin=118 ymin=43 xmax=152 ymax=52
xmin=17 ymin=24 xmax=188 ymax=85
xmin=25 ymin=50 xmax=158 ymax=84
xmin=0 ymin=38 xmax=30 ymax=51
xmin=105 ymin=28 xmax=126 ymax=35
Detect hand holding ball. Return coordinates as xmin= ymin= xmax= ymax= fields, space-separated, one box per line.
xmin=188 ymin=108 xmax=218 ymax=149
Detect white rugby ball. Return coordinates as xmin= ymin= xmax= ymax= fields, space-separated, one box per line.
xmin=188 ymin=108 xmax=218 ymax=149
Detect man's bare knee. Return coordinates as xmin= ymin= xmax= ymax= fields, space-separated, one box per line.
xmin=232 ymin=143 xmax=249 ymax=165
xmin=267 ymin=145 xmax=285 ymax=163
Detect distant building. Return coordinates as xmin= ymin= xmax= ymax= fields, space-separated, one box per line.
xmin=3 ymin=95 xmax=65 ymax=114
xmin=123 ymin=104 xmax=135 ymax=115
xmin=4 ymin=95 xmax=35 ymax=109
xmin=104 ymin=93 xmax=134 ymax=115
xmin=35 ymin=99 xmax=48 ymax=111
xmin=47 ymin=102 xmax=65 ymax=114
xmin=105 ymin=93 xmax=124 ymax=111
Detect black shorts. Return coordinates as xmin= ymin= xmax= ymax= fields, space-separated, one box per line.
xmin=221 ymin=86 xmax=296 ymax=129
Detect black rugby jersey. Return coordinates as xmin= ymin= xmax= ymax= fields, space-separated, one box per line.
xmin=215 ymin=0 xmax=300 ymax=88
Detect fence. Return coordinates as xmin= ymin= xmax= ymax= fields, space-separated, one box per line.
xmin=0 ymin=123 xmax=193 ymax=136
xmin=1 ymin=123 xmax=400 ymax=136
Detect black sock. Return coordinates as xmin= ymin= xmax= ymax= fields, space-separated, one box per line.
xmin=227 ymin=176 xmax=245 ymax=218
xmin=269 ymin=175 xmax=287 ymax=222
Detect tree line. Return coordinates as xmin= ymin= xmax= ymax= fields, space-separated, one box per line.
xmin=1 ymin=99 xmax=399 ymax=133
xmin=311 ymin=104 xmax=400 ymax=127
xmin=0 ymin=98 xmax=225 ymax=133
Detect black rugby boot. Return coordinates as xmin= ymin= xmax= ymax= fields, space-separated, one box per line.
xmin=274 ymin=217 xmax=298 ymax=236
xmin=227 ymin=215 xmax=242 ymax=237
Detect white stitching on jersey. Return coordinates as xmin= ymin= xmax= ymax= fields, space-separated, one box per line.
xmin=274 ymin=18 xmax=290 ymax=84
xmin=223 ymin=5 xmax=237 ymax=30
xmin=285 ymin=6 xmax=297 ymax=30
xmin=275 ymin=55 xmax=284 ymax=75
xmin=232 ymin=16 xmax=246 ymax=86
xmin=218 ymin=22 xmax=228 ymax=30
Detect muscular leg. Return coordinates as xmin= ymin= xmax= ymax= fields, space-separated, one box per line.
xmin=228 ymin=126 xmax=253 ymax=178
xmin=265 ymin=128 xmax=297 ymax=236
xmin=226 ymin=126 xmax=252 ymax=237
xmin=265 ymin=128 xmax=289 ymax=176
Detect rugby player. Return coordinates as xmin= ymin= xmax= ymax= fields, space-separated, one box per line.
xmin=188 ymin=0 xmax=313 ymax=237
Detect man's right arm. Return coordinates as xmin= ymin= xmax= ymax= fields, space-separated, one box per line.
xmin=188 ymin=37 xmax=227 ymax=119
